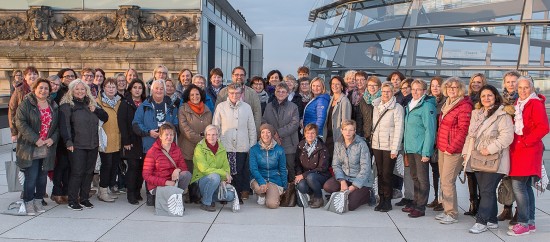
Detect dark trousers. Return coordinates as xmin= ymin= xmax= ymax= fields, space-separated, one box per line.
xmin=429 ymin=161 xmax=440 ymax=197
xmin=99 ymin=151 xmax=120 ymax=188
xmin=285 ymin=153 xmax=296 ymax=181
xmin=232 ymin=152 xmax=249 ymax=195
xmin=116 ymin=160 xmax=126 ymax=189
xmin=392 ymin=175 xmax=403 ymax=190
xmin=475 ymin=172 xmax=504 ymax=225
xmin=52 ymin=149 xmax=70 ymax=196
xmin=373 ymin=149 xmax=396 ymax=200
xmin=125 ymin=158 xmax=143 ymax=198
xmin=296 ymin=172 xmax=329 ymax=198
xmin=407 ymin=153 xmax=430 ymax=211
xmin=466 ymin=172 xmax=480 ymax=202
xmin=68 ymin=148 xmax=98 ymax=203
xmin=22 ymin=159 xmax=47 ymax=202
xmin=323 ymin=177 xmax=371 ymax=211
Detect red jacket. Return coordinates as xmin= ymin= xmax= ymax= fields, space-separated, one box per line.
xmin=510 ymin=94 xmax=549 ymax=177
xmin=143 ymin=139 xmax=188 ymax=191
xmin=437 ymin=97 xmax=473 ymax=154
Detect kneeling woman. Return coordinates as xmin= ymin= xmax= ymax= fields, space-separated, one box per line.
xmin=249 ymin=124 xmax=288 ymax=209
xmin=142 ymin=123 xmax=192 ymax=200
xmin=192 ymin=125 xmax=235 ymax=212
xmin=323 ymin=120 xmax=373 ymax=211
xmin=294 ymin=123 xmax=330 ymax=208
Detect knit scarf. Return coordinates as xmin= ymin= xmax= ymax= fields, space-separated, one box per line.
xmin=514 ymin=92 xmax=538 ymax=135
xmin=364 ymin=90 xmax=381 ymax=105
xmin=257 ymin=90 xmax=269 ymax=104
xmin=169 ymin=93 xmax=179 ymax=105
xmin=206 ymin=140 xmax=219 ymax=155
xmin=304 ymin=138 xmax=318 ymax=157
xmin=300 ymin=91 xmax=311 ymax=103
xmin=259 ymin=139 xmax=277 ymax=150
xmin=377 ymin=96 xmax=396 ymax=115
xmin=101 ymin=92 xmax=120 ymax=108
xmin=502 ymin=89 xmax=519 ymax=105
xmin=441 ymin=96 xmax=463 ymax=119
xmin=188 ymin=101 xmax=205 ymax=114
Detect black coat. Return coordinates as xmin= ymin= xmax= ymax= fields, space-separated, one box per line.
xmin=294 ymin=138 xmax=331 ymax=178
xmin=118 ymin=96 xmax=144 ymax=159
xmin=59 ymin=97 xmax=108 ymax=149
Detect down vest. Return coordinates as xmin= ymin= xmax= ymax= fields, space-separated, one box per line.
xmin=143 ymin=139 xmax=189 ymax=191
xmin=436 ymin=97 xmax=473 ymax=154
xmin=371 ymin=96 xmax=404 ymax=154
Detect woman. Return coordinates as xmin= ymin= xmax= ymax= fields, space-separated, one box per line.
xmin=249 ymin=124 xmax=288 ymax=209
xmin=96 ymin=78 xmax=123 ymax=202
xmin=115 ymin=74 xmax=127 ymax=97
xmin=325 ymin=76 xmax=352 ymax=158
xmin=118 ymin=79 xmax=146 ymax=204
xmin=165 ymin=79 xmax=182 ymax=109
xmin=125 ymin=68 xmax=139 ymax=84
xmin=15 ymin=79 xmax=59 ymax=215
xmin=10 ymin=66 xmax=39 ymax=143
xmin=56 ymin=68 xmax=77 ymax=102
xmin=142 ymin=123 xmax=192 ymax=202
xmin=462 ymin=85 xmax=514 ymax=234
xmin=263 ymin=83 xmax=300 ymax=181
xmin=398 ymin=78 xmax=413 ymax=106
xmin=302 ymin=77 xmax=330 ymax=137
xmin=371 ymin=82 xmax=404 ymax=212
xmin=192 ymin=125 xmax=235 ymax=212
xmin=323 ymin=120 xmax=373 ymax=211
xmin=402 ymin=79 xmax=437 ymax=218
xmin=11 ymin=69 xmax=23 ymax=90
xmin=133 ymin=79 xmax=179 ymax=205
xmin=464 ymin=72 xmax=487 ymax=216
xmin=48 ymin=75 xmax=61 ymax=103
xmin=250 ymin=76 xmax=269 ymax=114
xmin=206 ymin=68 xmax=224 ymax=104
xmin=426 ymin=76 xmax=446 ymax=211
xmin=266 ymin=70 xmax=283 ymax=97
xmin=295 ymin=124 xmax=331 ymax=208
xmin=298 ymin=77 xmax=311 ymax=108
xmin=59 ymin=79 xmax=108 ymax=210
xmin=93 ymin=68 xmax=105 ymax=94
xmin=177 ymin=68 xmax=193 ymax=95
xmin=435 ymin=77 xmax=473 ymax=224
xmin=387 ymin=71 xmax=406 ymax=103
xmin=178 ymin=84 xmax=213 ymax=203
xmin=284 ymin=74 xmax=304 ymax=119
xmin=191 ymin=74 xmax=215 ymax=112
xmin=507 ymin=77 xmax=549 ymax=236
xmin=349 ymin=71 xmax=372 ymax=139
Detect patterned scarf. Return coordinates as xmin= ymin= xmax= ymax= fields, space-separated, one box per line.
xmin=257 ymin=90 xmax=269 ymax=104
xmin=363 ymin=90 xmax=381 ymax=105
xmin=169 ymin=93 xmax=179 ymax=105
xmin=502 ymin=89 xmax=518 ymax=105
xmin=101 ymin=92 xmax=120 ymax=108
xmin=304 ymin=138 xmax=318 ymax=157
xmin=259 ymin=139 xmax=277 ymax=150
xmin=300 ymin=91 xmax=311 ymax=103
xmin=377 ymin=96 xmax=395 ymax=115
xmin=227 ymin=152 xmax=237 ymax=175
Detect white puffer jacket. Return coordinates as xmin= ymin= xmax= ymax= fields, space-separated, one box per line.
xmin=212 ymin=99 xmax=257 ymax=152
xmin=371 ymin=96 xmax=404 ymax=154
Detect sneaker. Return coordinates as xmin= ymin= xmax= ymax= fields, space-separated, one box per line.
xmin=257 ymin=195 xmax=266 ymax=205
xmin=487 ymin=222 xmax=498 ymax=229
xmin=439 ymin=214 xmax=458 ymax=224
xmin=392 ymin=189 xmax=403 ymax=199
xmin=507 ymin=224 xmax=530 ymax=236
xmin=33 ymin=199 xmax=46 ymax=213
xmin=435 ymin=212 xmax=446 ymax=221
xmin=25 ymin=202 xmax=36 ymax=216
xmin=67 ymin=203 xmax=83 ymax=211
xmin=118 ymin=188 xmax=127 ymax=194
xmin=469 ymin=223 xmax=487 ymax=234
xmin=529 ymin=224 xmax=536 ymax=232
xmin=80 ymin=200 xmax=94 ymax=209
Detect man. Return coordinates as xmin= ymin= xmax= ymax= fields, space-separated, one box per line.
xmin=297 ymin=66 xmax=309 ymax=79
xmin=215 ymin=66 xmax=261 ymax=131
xmin=213 ymin=83 xmax=257 ymax=204
xmin=176 ymin=68 xmax=193 ymax=95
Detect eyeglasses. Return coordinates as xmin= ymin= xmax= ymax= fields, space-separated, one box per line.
xmin=401 ymin=86 xmax=410 ymax=90
xmin=447 ymin=86 xmax=459 ymax=90
xmin=63 ymin=75 xmax=75 ymax=79
xmin=233 ymin=73 xmax=245 ymax=77
xmin=50 ymin=82 xmax=60 ymax=87
xmin=83 ymin=74 xmax=94 ymax=78
xmin=156 ymin=72 xmax=168 ymax=75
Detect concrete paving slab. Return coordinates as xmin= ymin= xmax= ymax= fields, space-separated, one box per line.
xmin=304 ymin=205 xmax=395 ymax=228
xmin=204 ymin=223 xmax=303 ymax=242
xmin=214 ymin=205 xmax=303 ymax=226
xmin=305 ymin=226 xmax=405 ymax=242
xmin=0 ymin=198 xmax=34 ymax=234
xmin=399 ymin=227 xmax=503 ymax=242
xmin=98 ymin=219 xmax=211 ymax=242
xmin=125 ymin=202 xmax=225 ymax=224
xmin=41 ymin=196 xmax=141 ymax=220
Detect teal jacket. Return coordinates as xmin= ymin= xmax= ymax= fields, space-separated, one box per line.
xmin=403 ymin=95 xmax=437 ymax=157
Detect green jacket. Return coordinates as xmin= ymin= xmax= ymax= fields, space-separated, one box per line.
xmin=15 ymin=93 xmax=59 ymax=170
xmin=191 ymin=139 xmax=230 ymax=183
xmin=403 ymin=95 xmax=436 ymax=157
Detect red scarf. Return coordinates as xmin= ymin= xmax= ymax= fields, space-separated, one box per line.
xmin=206 ymin=140 xmax=218 ymax=154
xmin=188 ymin=101 xmax=205 ymax=114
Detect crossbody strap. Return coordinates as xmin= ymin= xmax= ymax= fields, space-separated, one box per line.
xmin=161 ymin=148 xmax=178 ymax=169
xmin=371 ymin=109 xmax=390 ymax=135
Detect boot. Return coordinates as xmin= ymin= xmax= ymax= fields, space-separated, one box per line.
xmin=127 ymin=192 xmax=138 ymax=205
xmin=497 ymin=205 xmax=513 ymax=221
xmin=464 ymin=172 xmax=479 ymax=216
xmin=98 ymin=187 xmax=115 ymax=202
xmin=427 ymin=198 xmax=439 ymax=208
xmin=379 ymin=198 xmax=393 ymax=212
xmin=146 ymin=191 xmax=155 ymax=206
xmin=310 ymin=197 xmax=324 ymax=209
xmin=509 ymin=207 xmax=518 ymax=225
xmin=374 ymin=200 xmax=383 ymax=211
xmin=109 ymin=187 xmax=119 ymax=199
xmin=464 ymin=199 xmax=479 ymax=216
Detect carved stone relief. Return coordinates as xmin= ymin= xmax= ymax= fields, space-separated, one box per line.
xmin=0 ymin=16 xmax=26 ymax=40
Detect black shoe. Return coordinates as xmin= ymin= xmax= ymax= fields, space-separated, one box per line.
xmin=136 ymin=193 xmax=143 ymax=201
xmin=395 ymin=198 xmax=412 ymax=206
xmin=379 ymin=199 xmax=393 ymax=212
xmin=146 ymin=192 xmax=155 ymax=206
xmin=464 ymin=199 xmax=479 ymax=216
xmin=67 ymin=203 xmax=83 ymax=211
xmin=41 ymin=199 xmax=48 ymax=206
xmin=239 ymin=198 xmax=244 ymax=205
xmin=80 ymin=200 xmax=94 ymax=209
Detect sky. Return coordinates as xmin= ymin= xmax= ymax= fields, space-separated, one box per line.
xmin=228 ymin=0 xmax=316 ymax=77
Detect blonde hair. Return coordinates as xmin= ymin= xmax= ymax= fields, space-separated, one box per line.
xmin=204 ymin=124 xmax=219 ymax=136
xmin=468 ymin=73 xmax=487 ymax=95
xmin=310 ymin=77 xmax=326 ymax=97
xmin=344 ymin=70 xmax=357 ymax=82
xmin=411 ymin=79 xmax=427 ymax=90
xmin=380 ymin=81 xmax=394 ymax=90
xmin=502 ymin=70 xmax=521 ymax=89
xmin=367 ymin=76 xmax=381 ymax=87
xmin=60 ymin=79 xmax=97 ymax=108
xmin=442 ymin=76 xmax=467 ymax=97
xmin=340 ymin=119 xmax=356 ymax=130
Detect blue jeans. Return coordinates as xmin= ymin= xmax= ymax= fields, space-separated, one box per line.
xmin=475 ymin=172 xmax=503 ymax=225
xmin=197 ymin=173 xmax=235 ymax=206
xmin=22 ymin=159 xmax=47 ymax=202
xmin=511 ymin=176 xmax=536 ymax=226
xmin=296 ymin=172 xmax=329 ymax=198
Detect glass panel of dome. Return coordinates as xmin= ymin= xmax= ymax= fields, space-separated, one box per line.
xmin=305 ymin=7 xmax=347 ymax=40
xmin=343 ymin=2 xmax=413 ymax=33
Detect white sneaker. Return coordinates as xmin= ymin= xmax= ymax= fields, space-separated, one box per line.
xmin=487 ymin=222 xmax=498 ymax=229
xmin=469 ymin=223 xmax=488 ymax=234
xmin=435 ymin=212 xmax=446 ymax=220
xmin=257 ymin=195 xmax=265 ymax=205
xmin=439 ymin=214 xmax=458 ymax=224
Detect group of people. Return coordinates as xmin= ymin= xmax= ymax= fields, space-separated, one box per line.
xmin=9 ymin=65 xmax=548 ymax=236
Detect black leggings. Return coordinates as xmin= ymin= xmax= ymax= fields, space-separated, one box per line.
xmin=99 ymin=152 xmax=120 ymax=188
xmin=372 ymin=149 xmax=396 ymax=200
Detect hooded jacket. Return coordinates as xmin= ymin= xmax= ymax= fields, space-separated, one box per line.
xmin=403 ymin=95 xmax=437 ymax=157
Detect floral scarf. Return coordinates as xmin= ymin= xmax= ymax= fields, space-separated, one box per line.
xmin=300 ymin=92 xmax=311 ymax=103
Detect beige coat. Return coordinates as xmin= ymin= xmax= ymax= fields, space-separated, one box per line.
xmin=213 ymin=100 xmax=257 ymax=152
xmin=462 ymin=106 xmax=514 ymax=174
xmin=215 ymin=85 xmax=261 ymax=131
xmin=178 ymin=103 xmax=213 ymax=160
xmin=371 ymin=97 xmax=404 ymax=154
xmin=323 ymin=94 xmax=351 ymax=141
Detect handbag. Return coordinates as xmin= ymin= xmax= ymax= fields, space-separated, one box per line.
xmin=98 ymin=120 xmax=107 ymax=153
xmin=296 ymin=189 xmax=309 ymax=208
xmin=32 ymin=145 xmax=48 ymax=160
xmin=154 ymin=185 xmax=184 ymax=217
xmin=217 ymin=182 xmax=236 ymax=201
xmin=231 ymin=188 xmax=240 ymax=212
xmin=279 ymin=183 xmax=297 ymax=207
xmin=324 ymin=190 xmax=350 ymax=214
xmin=497 ymin=177 xmax=515 ymax=205
xmin=534 ymin=164 xmax=549 ymax=193
xmin=470 ymin=150 xmax=500 ymax=173
xmin=5 ymin=143 xmax=24 ymax=192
